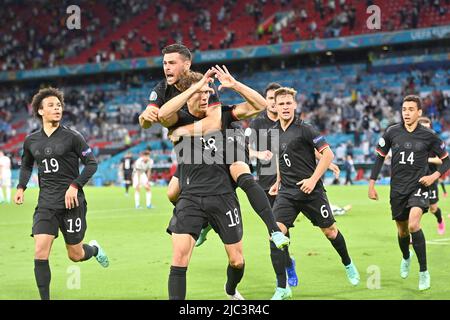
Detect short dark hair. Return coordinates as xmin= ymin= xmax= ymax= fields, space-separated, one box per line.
xmin=30 ymin=87 xmax=64 ymax=121
xmin=403 ymin=95 xmax=422 ymax=110
xmin=162 ymin=44 xmax=192 ymax=61
xmin=264 ymin=82 xmax=282 ymax=96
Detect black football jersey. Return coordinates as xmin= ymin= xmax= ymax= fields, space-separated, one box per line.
xmin=375 ymin=123 xmax=448 ymax=196
xmin=148 ymin=80 xmax=181 ymax=108
xmin=249 ymin=112 xmax=277 ymax=190
xmin=18 ymin=125 xmax=98 ymax=209
xmin=272 ymin=117 xmax=329 ymax=195
xmin=172 ymin=106 xmax=237 ymax=196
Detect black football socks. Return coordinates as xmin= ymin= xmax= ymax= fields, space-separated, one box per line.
xmin=237 ymin=173 xmax=280 ymax=234
xmin=169 ymin=266 xmax=187 ymax=300
xmin=34 ymin=259 xmax=51 ymax=300
xmin=81 ymin=244 xmax=98 ymax=261
xmin=411 ymin=229 xmax=427 ymax=272
xmin=270 ymin=241 xmax=287 ymax=288
xmin=398 ymin=234 xmax=411 ymax=260
xmin=328 ymin=231 xmax=352 ymax=266
xmin=225 ymin=263 xmax=245 ymax=296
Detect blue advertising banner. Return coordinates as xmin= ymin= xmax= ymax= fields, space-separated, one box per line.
xmin=1 ymin=25 xmax=449 ymax=82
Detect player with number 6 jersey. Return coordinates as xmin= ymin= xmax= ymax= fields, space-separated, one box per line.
xmin=268 ymin=87 xmax=360 ymax=300
xmin=14 ymin=87 xmax=109 ymax=300
xmin=369 ymin=95 xmax=450 ymax=291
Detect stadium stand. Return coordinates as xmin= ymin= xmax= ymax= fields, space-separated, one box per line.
xmin=1 ymin=0 xmax=449 ymax=71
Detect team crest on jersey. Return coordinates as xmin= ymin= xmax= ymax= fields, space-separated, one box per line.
xmin=44 ymin=147 xmax=52 ymax=155
xmin=378 ymin=137 xmax=385 ymax=147
xmin=149 ymin=91 xmax=157 ymax=101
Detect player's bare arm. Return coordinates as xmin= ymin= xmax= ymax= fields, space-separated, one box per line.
xmin=158 ymin=69 xmax=215 ymax=127
xmin=139 ymin=105 xmax=159 ymax=129
xmin=169 ymin=102 xmax=222 ymax=142
xmin=212 ymin=65 xmax=267 ymax=120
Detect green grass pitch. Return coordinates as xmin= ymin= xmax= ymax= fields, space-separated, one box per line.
xmin=1 ymin=185 xmax=449 ymax=300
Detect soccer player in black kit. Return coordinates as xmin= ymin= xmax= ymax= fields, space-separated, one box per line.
xmin=160 ymin=70 xmax=246 ymax=300
xmin=14 ymin=88 xmax=109 ymax=300
xmin=139 ymin=43 xmax=191 ymax=129
xmin=249 ymin=82 xmax=298 ymax=287
xmin=120 ymin=152 xmax=133 ymax=196
xmin=369 ymin=95 xmax=450 ymax=291
xmin=268 ymin=87 xmax=360 ymax=300
xmin=418 ymin=117 xmax=446 ymax=235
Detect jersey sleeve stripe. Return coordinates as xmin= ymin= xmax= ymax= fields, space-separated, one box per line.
xmin=208 ymin=102 xmax=221 ymax=108
xmin=375 ymin=148 xmax=386 ymax=157
xmin=317 ymin=144 xmax=330 ymax=153
xmin=440 ymin=152 xmax=449 ymax=160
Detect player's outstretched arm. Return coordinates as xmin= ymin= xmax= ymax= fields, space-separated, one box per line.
xmin=15 ymin=140 xmax=35 ymax=204
xmin=158 ymin=69 xmax=215 ymax=127
xmin=212 ymin=65 xmax=267 ymax=120
xmin=297 ymin=147 xmax=334 ymax=194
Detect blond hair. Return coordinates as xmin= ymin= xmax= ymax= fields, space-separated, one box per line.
xmin=177 ymin=71 xmax=203 ymax=92
xmin=274 ymin=87 xmax=297 ymax=102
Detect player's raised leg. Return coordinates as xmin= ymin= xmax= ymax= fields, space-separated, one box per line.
xmin=430 ymin=203 xmax=445 ymax=235
xmin=229 ymin=162 xmax=289 ymax=249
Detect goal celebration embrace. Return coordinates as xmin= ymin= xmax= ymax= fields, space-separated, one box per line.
xmin=2 ymin=1 xmax=450 ymax=301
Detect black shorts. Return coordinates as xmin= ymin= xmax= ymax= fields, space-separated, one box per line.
xmin=265 ymin=190 xmax=276 ymax=207
xmin=390 ymin=187 xmax=429 ymax=221
xmin=273 ymin=191 xmax=336 ymax=229
xmin=167 ymin=193 xmax=243 ymax=245
xmin=429 ymin=182 xmax=439 ymax=205
xmin=124 ymin=170 xmax=132 ymax=182
xmin=31 ymin=201 xmax=87 ymax=245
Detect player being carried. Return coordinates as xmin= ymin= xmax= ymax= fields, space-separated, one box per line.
xmin=369 ymin=95 xmax=450 ymax=291
xmin=268 ymin=87 xmax=360 ymax=300
xmin=132 ymin=150 xmax=154 ymax=209
xmin=139 ymin=44 xmax=289 ymax=249
xmin=14 ymin=88 xmax=109 ymax=300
